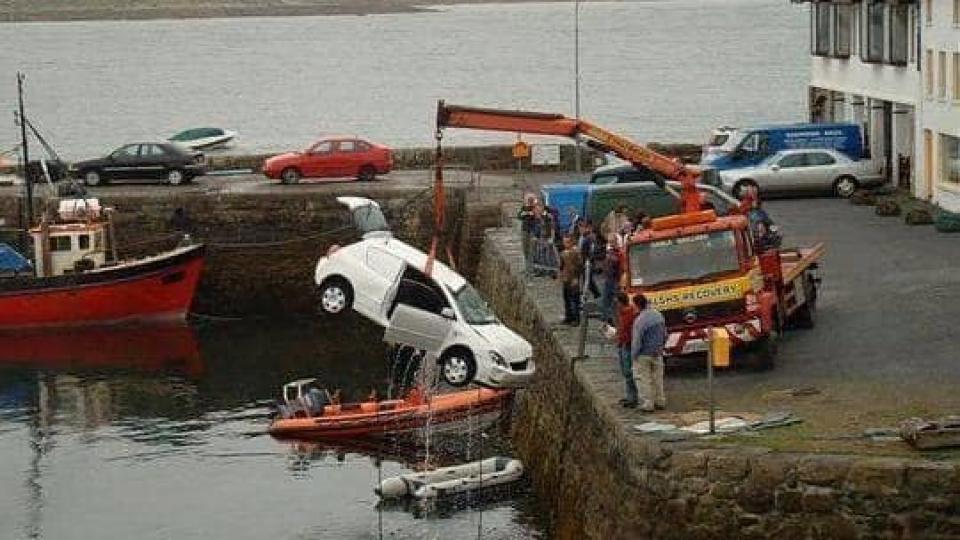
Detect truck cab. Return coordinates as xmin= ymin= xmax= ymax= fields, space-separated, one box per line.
xmin=625 ymin=210 xmax=768 ymax=357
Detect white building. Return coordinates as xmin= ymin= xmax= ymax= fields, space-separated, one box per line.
xmin=802 ymin=0 xmax=920 ymax=192
xmin=916 ymin=0 xmax=960 ymax=213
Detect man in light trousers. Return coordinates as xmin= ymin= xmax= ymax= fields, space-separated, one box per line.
xmin=630 ymin=294 xmax=667 ymax=412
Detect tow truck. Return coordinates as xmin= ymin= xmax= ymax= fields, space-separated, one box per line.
xmin=435 ymin=101 xmax=824 ymax=366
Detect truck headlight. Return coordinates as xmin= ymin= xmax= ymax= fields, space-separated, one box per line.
xmin=488 ymin=351 xmax=508 ymax=368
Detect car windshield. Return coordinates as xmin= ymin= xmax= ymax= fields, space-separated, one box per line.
xmin=452 ymin=283 xmax=497 ymax=325
xmin=352 ymin=204 xmax=389 ymax=234
xmin=708 ymin=132 xmax=730 ymax=147
xmin=720 ymin=131 xmax=745 ymax=152
xmin=628 ymin=230 xmax=740 ymax=287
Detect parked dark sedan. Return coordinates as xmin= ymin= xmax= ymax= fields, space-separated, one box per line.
xmin=70 ymin=142 xmax=206 ymax=186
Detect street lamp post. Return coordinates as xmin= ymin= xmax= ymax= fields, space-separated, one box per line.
xmin=573 ymin=0 xmax=582 ymax=173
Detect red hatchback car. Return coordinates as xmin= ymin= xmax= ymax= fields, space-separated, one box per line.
xmin=262 ymin=137 xmax=393 ymax=184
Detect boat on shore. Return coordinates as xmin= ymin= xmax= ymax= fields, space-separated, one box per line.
xmin=0 ymin=198 xmax=205 ymax=329
xmin=169 ymin=127 xmax=235 ymax=151
xmin=268 ymin=378 xmax=511 ymax=439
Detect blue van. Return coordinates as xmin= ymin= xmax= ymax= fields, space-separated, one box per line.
xmin=541 ymin=183 xmax=589 ymax=233
xmin=701 ymin=123 xmax=863 ymax=171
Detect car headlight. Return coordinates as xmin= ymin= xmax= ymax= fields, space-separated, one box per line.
xmin=488 ymin=351 xmax=508 ymax=368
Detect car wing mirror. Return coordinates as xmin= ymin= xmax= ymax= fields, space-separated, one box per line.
xmin=770 ymin=164 xmax=780 ymax=172
xmin=440 ymin=307 xmax=456 ymax=320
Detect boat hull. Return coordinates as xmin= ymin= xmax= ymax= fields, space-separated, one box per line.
xmin=269 ymin=388 xmax=511 ymax=439
xmin=0 ymin=244 xmax=205 ymax=329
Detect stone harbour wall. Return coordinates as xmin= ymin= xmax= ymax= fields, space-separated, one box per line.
xmin=475 ymin=226 xmax=960 ymax=540
xmin=0 ymin=187 xmax=504 ymax=317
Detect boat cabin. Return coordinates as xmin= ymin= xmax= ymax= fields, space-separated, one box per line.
xmin=28 ymin=199 xmax=109 ymax=277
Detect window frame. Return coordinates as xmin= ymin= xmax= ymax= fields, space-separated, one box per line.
xmin=888 ymin=4 xmax=909 ymax=66
xmin=49 ymin=235 xmax=71 ymax=252
xmin=862 ymin=1 xmax=886 ymax=64
xmin=812 ymin=2 xmax=832 ymax=57
xmin=939 ymin=51 xmax=948 ymax=99
xmin=833 ymin=3 xmax=853 ymax=58
xmin=941 ymin=134 xmax=960 ymax=185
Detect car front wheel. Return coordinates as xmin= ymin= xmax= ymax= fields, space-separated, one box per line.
xmin=439 ymin=349 xmax=476 ymax=387
xmin=280 ymin=168 xmax=301 ymax=185
xmin=83 ymin=170 xmax=102 ymax=186
xmin=318 ymin=278 xmax=353 ymax=316
xmin=833 ymin=175 xmax=858 ymax=198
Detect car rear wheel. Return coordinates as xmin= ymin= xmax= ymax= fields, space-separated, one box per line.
xmin=732 ymin=179 xmax=757 ymax=200
xmin=318 ymin=278 xmax=353 ymax=316
xmin=166 ymin=169 xmax=185 ymax=186
xmin=439 ymin=349 xmax=476 ymax=388
xmin=358 ymin=165 xmax=377 ymax=182
xmin=280 ymin=168 xmax=301 ymax=185
xmin=833 ymin=175 xmax=858 ymax=198
xmin=83 ymin=170 xmax=102 ymax=186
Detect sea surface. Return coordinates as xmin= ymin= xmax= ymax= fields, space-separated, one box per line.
xmin=0 ymin=0 xmax=808 ymax=160
xmin=0 ymin=318 xmax=545 ymax=540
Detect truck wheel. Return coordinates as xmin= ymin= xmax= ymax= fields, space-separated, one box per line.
xmin=733 ymin=179 xmax=758 ymax=200
xmin=740 ymin=333 xmax=778 ymax=371
xmin=793 ymin=276 xmax=818 ymax=329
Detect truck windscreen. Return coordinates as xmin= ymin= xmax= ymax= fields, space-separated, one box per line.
xmin=628 ymin=230 xmax=740 ymax=287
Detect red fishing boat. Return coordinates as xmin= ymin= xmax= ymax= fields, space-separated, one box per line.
xmin=269 ymin=379 xmax=511 ymax=439
xmin=0 ymin=198 xmax=204 ymax=329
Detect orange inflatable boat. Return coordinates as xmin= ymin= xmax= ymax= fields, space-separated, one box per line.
xmin=268 ymin=378 xmax=511 ymax=439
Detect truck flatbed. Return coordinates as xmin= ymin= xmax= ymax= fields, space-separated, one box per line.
xmin=780 ymin=242 xmax=825 ymax=285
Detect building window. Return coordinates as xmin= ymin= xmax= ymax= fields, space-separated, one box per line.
xmin=954 ymin=53 xmax=960 ymax=100
xmin=926 ymin=49 xmax=934 ymax=96
xmin=812 ymin=2 xmax=831 ymax=56
xmin=49 ymin=236 xmax=71 ymax=252
xmin=942 ymin=135 xmax=960 ymax=184
xmin=834 ymin=4 xmax=852 ymax=57
xmin=925 ymin=0 xmax=933 ymax=25
xmin=939 ymin=51 xmax=948 ymax=99
xmin=889 ymin=5 xmax=909 ymax=65
xmin=78 ymin=234 xmax=90 ymax=250
xmin=955 ymin=0 xmax=959 ymax=26
xmin=863 ymin=2 xmax=885 ymax=63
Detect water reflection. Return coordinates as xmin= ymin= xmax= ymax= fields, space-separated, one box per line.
xmin=0 ymin=318 xmax=544 ymax=539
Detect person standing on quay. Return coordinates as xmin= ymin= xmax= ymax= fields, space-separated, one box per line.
xmin=616 ymin=292 xmax=640 ymax=408
xmin=630 ymin=294 xmax=667 ymax=412
xmin=559 ymin=234 xmax=583 ymax=325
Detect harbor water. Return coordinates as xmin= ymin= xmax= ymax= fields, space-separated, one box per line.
xmin=0 ymin=0 xmax=808 ymax=159
xmin=0 ymin=317 xmax=546 ymax=539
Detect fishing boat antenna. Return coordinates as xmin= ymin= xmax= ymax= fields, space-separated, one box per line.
xmin=16 ymin=72 xmax=34 ymax=234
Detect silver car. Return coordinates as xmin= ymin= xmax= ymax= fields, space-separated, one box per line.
xmin=718 ymin=148 xmax=885 ymax=199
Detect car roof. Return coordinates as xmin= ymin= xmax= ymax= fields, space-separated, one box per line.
xmin=363 ymin=236 xmax=467 ymax=291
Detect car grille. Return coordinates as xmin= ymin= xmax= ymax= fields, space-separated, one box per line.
xmin=511 ymin=359 xmax=530 ymax=371
xmin=662 ymin=299 xmax=746 ymax=327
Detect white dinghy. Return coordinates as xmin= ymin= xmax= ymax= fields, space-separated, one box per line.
xmin=376 ymin=456 xmax=523 ymax=500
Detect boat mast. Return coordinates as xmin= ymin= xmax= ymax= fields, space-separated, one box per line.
xmin=17 ymin=72 xmax=34 ymax=230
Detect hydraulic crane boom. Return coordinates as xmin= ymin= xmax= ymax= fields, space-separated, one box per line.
xmin=436 ymin=101 xmax=704 ymax=213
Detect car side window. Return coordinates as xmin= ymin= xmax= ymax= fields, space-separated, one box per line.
xmin=310 ymin=141 xmax=333 ymax=154
xmin=591 ymin=174 xmax=617 ymax=185
xmin=777 ymin=154 xmax=806 ymax=168
xmin=740 ymin=133 xmax=759 ymax=153
xmin=357 ymin=141 xmax=372 ymax=152
xmin=366 ymin=248 xmax=404 ymax=281
xmin=111 ymin=144 xmax=140 ymax=159
xmin=645 ymin=191 xmax=681 ymax=217
xmin=806 ymin=152 xmax=836 ymax=166
xmin=338 ymin=140 xmax=356 ymax=152
xmin=143 ymin=144 xmax=167 ymax=157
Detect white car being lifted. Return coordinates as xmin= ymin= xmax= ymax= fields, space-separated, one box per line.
xmin=315 ymin=197 xmax=535 ymax=389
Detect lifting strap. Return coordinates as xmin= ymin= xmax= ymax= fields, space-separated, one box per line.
xmin=425 ymin=129 xmax=445 ymax=276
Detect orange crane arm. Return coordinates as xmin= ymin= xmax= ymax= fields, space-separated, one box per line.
xmin=436 ymin=101 xmax=704 ymax=213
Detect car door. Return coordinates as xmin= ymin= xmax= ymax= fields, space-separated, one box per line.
xmin=764 ymin=153 xmax=807 ymax=192
xmin=103 ymin=144 xmax=142 ymax=180
xmin=384 ymin=303 xmax=453 ymax=356
xmin=362 ymin=246 xmax=406 ymax=320
xmin=139 ymin=144 xmax=169 ymax=180
xmin=302 ymin=140 xmax=334 ymax=178
xmin=335 ymin=140 xmax=359 ymax=177
xmin=802 ymin=151 xmax=840 ymax=191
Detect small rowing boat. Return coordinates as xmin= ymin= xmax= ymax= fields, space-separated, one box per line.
xmin=376 ymin=456 xmax=524 ymax=500
xmin=268 ymin=378 xmax=511 ymax=439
